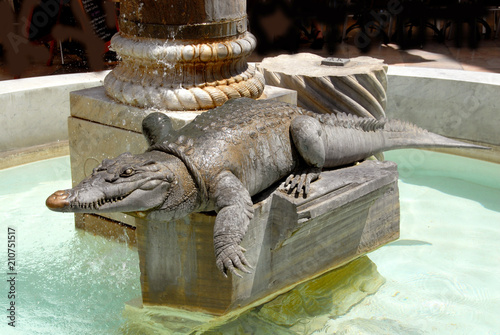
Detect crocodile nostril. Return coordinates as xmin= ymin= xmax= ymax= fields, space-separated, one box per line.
xmin=104 ymin=174 xmax=119 ymax=183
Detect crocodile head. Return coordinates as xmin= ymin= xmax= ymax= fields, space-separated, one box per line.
xmin=46 ymin=151 xmax=196 ymax=218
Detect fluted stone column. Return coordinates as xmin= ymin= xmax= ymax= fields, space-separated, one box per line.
xmin=103 ymin=0 xmax=265 ymax=110
xmin=259 ymin=54 xmax=387 ymax=119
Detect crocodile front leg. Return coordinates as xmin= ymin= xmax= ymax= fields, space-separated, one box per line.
xmin=212 ymin=171 xmax=254 ymax=277
xmin=285 ymin=115 xmax=325 ymax=196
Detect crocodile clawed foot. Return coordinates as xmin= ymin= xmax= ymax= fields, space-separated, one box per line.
xmin=283 ymin=168 xmax=321 ymax=197
xmin=216 ymin=243 xmax=253 ymax=278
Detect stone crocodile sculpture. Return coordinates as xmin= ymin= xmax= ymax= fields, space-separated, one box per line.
xmin=46 ymin=98 xmax=486 ymax=277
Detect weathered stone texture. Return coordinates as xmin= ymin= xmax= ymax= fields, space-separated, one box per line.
xmin=259 ymin=53 xmax=388 ymax=119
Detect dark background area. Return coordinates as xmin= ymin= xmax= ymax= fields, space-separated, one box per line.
xmin=1 ymin=0 xmax=500 ymax=79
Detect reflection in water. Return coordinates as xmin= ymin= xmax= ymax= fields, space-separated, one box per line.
xmin=318 ymin=318 xmax=424 ymax=335
xmin=121 ymin=256 xmax=385 ymax=334
xmin=387 ymin=239 xmax=432 ymax=247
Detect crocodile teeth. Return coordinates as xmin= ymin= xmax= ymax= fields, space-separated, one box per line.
xmin=97 ymin=195 xmax=127 ymax=206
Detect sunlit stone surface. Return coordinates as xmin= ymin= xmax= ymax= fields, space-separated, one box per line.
xmin=260 ymin=54 xmax=388 ymax=119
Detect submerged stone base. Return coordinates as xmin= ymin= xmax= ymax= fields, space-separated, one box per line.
xmin=121 ymin=256 xmax=385 ymax=334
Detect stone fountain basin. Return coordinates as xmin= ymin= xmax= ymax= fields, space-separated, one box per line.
xmin=1 ymin=65 xmax=498 ymax=168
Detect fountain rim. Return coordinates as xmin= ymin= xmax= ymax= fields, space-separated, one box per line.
xmin=0 ymin=65 xmax=499 ymax=169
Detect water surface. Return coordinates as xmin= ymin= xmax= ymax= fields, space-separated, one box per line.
xmin=0 ymin=150 xmax=498 ymax=334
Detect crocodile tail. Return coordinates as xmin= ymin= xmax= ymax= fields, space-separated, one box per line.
xmin=382 ymin=119 xmax=489 ymax=150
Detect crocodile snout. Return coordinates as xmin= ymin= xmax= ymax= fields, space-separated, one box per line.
xmin=46 ymin=190 xmax=70 ymax=210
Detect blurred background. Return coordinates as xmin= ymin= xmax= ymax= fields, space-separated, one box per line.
xmin=1 ymin=0 xmax=500 ymax=79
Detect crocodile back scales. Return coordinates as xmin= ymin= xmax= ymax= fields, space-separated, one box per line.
xmin=159 ymin=98 xmax=312 ymax=195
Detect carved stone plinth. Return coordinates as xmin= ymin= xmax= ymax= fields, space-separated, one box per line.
xmin=68 ymin=83 xmax=399 ymax=314
xmin=135 ymin=160 xmax=399 ymax=315
xmin=259 ymin=53 xmax=388 ymax=119
xmin=68 ymin=85 xmax=399 ymax=317
xmin=103 ymin=0 xmax=265 ymax=110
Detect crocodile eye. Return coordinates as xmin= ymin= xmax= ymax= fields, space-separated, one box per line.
xmin=120 ymin=168 xmax=135 ymax=177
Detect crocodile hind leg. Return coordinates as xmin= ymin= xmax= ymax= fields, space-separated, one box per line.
xmin=285 ymin=115 xmax=325 ymax=196
xmin=212 ymin=171 xmax=254 ymax=277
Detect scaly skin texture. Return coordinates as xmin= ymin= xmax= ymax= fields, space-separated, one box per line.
xmin=46 ymin=98 xmax=487 ymax=277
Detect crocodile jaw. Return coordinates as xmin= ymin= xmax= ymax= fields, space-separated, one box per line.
xmin=46 ymin=151 xmax=176 ymax=214
xmin=46 ymin=179 xmax=172 ymax=213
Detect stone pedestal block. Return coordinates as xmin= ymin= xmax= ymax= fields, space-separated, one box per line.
xmin=68 ymin=85 xmax=399 ymax=316
xmin=134 ymin=160 xmax=399 ymax=315
xmin=121 ymin=255 xmax=385 ymax=333
xmin=259 ymin=53 xmax=388 ymax=119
